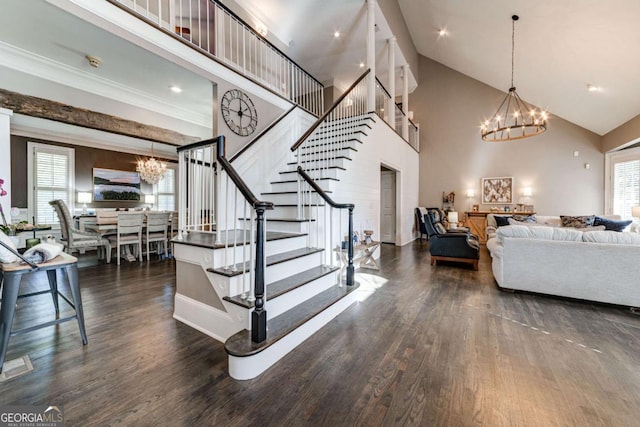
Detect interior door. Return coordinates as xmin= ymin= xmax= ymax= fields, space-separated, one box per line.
xmin=380 ymin=170 xmax=396 ymax=243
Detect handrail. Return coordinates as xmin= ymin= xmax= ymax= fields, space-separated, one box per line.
xmin=230 ymin=105 xmax=298 ymax=163
xmin=375 ymin=76 xmax=392 ymax=98
xmin=297 ymin=167 xmax=353 ymax=209
xmin=211 ymin=1 xmax=322 ymax=88
xmin=291 ymin=69 xmax=371 ymax=152
xmin=297 ymin=166 xmax=355 ymax=287
xmin=176 ymin=137 xmax=219 ymax=153
xmin=216 ymin=137 xmax=273 ymax=210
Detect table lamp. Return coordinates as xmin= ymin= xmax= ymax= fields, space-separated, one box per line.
xmin=448 ymin=211 xmax=459 ymax=229
xmin=77 ymin=192 xmax=92 ymax=214
xmin=145 ymin=194 xmax=156 ymax=210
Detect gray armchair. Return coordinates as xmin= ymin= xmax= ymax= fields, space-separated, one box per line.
xmin=49 ymin=199 xmax=111 ymax=263
xmin=416 ymin=207 xmax=479 ymax=270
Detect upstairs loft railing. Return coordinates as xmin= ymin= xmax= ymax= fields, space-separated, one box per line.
xmin=176 ymin=135 xmax=273 ymax=343
xmin=111 ymin=0 xmax=324 ymax=116
xmin=375 ymin=77 xmax=419 ymax=151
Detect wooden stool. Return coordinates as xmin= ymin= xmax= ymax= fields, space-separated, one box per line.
xmin=0 ymin=253 xmax=87 ymax=373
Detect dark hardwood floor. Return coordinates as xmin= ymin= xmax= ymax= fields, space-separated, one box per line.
xmin=2 ymin=242 xmax=640 ymax=426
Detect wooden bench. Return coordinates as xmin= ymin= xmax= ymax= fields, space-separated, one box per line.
xmin=0 ymin=252 xmax=87 ymax=373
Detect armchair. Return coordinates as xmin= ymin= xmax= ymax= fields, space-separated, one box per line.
xmin=416 ymin=207 xmax=479 ymax=270
xmin=49 ymin=199 xmax=111 ymax=263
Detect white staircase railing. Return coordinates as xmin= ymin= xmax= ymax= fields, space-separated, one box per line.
xmin=111 ymin=0 xmax=324 ymax=115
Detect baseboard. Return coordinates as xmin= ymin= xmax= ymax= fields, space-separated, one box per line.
xmin=173 ymin=293 xmax=244 ymax=343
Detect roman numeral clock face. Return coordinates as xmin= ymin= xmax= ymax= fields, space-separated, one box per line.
xmin=221 ymin=89 xmax=258 ymax=137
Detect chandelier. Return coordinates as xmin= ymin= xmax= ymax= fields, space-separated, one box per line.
xmin=137 ymin=142 xmax=167 ymax=184
xmin=481 ymin=15 xmax=548 ymax=142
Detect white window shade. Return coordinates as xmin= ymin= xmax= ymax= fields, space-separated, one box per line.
xmin=613 ymin=159 xmax=640 ymax=220
xmin=155 ymin=167 xmax=175 ymax=211
xmin=29 ymin=143 xmax=74 ymax=225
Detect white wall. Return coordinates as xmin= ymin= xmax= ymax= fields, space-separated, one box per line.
xmin=0 ymin=108 xmax=12 ymax=219
xmin=411 ymin=56 xmax=604 ymax=216
xmin=330 ymin=115 xmax=419 ymax=246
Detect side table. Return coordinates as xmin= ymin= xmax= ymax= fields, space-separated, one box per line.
xmin=0 ymin=252 xmax=88 ymax=373
xmin=333 ymin=241 xmax=381 ymax=278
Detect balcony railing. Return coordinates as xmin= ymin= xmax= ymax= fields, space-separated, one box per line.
xmin=111 ymin=0 xmax=324 ymax=116
xmin=374 ymin=77 xmax=419 ymax=151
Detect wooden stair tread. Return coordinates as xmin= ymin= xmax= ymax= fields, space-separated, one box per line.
xmin=238 ymin=217 xmax=316 ymax=223
xmin=287 ymin=156 xmax=352 ymax=165
xmin=270 ymin=178 xmax=338 ymax=184
xmin=280 ymin=166 xmax=346 ymax=174
xmin=261 ymin=190 xmax=332 ymax=195
xmin=223 ymin=265 xmax=339 ymax=309
xmin=225 ymin=282 xmax=359 ymax=357
xmin=273 ymin=203 xmax=326 ymax=207
xmin=208 ymin=247 xmax=323 ymax=276
xmin=173 ymin=230 xmax=304 ymax=250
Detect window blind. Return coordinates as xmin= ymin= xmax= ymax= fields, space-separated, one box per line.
xmin=613 ymin=159 xmax=640 ymax=219
xmin=156 ymin=168 xmax=175 ymax=211
xmin=31 ymin=145 xmax=74 ymax=225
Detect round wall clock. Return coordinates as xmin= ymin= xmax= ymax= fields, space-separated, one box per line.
xmin=221 ymin=89 xmax=258 ymax=137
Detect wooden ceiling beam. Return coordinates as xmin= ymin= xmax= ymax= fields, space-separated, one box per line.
xmin=0 ymin=88 xmax=200 ymax=146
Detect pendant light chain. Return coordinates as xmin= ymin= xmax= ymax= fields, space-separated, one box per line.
xmin=511 ymin=16 xmax=516 ymax=88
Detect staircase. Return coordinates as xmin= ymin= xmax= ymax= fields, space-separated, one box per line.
xmin=221 ymin=114 xmax=375 ymax=380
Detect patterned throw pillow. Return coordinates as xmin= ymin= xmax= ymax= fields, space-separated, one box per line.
xmin=560 ymin=215 xmax=595 ymax=228
xmin=513 ymin=214 xmax=536 ymax=223
xmin=428 ymin=210 xmax=440 ymax=223
xmin=593 ymin=216 xmax=632 ymax=232
xmin=434 ymin=223 xmax=447 ymax=234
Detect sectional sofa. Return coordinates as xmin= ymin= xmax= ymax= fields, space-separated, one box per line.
xmin=486 ymin=215 xmax=640 ymax=308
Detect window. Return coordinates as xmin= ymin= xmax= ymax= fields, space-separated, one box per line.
xmin=28 ymin=142 xmax=75 ymax=225
xmin=155 ymin=167 xmax=176 ymax=211
xmin=606 ymin=146 xmax=640 ymax=219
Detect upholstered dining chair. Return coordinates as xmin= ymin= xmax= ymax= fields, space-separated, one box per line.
xmin=107 ymin=213 xmax=144 ymax=265
xmin=49 ymin=199 xmax=112 ymax=263
xmin=143 ymin=212 xmax=170 ymax=261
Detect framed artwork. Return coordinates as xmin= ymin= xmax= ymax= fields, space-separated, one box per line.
xmin=472 ymin=204 xmax=479 ymax=212
xmin=482 ymin=176 xmax=513 ymax=204
xmin=524 ymin=205 xmax=535 ymax=212
xmin=93 ymin=168 xmax=141 ymax=201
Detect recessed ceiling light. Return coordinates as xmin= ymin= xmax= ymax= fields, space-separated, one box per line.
xmin=587 ymin=84 xmax=601 ymax=92
xmin=359 ymin=62 xmax=365 ymax=68
xmin=438 ymin=28 xmax=448 ymax=37
xmin=169 ymin=85 xmax=182 ymax=93
xmin=334 ymin=31 xmax=340 ymax=38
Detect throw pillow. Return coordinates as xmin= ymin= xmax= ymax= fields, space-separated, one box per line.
xmin=513 ymin=214 xmax=536 ymax=223
xmin=0 ymin=230 xmax=19 ymax=263
xmin=428 ymin=210 xmax=440 ymax=224
xmin=593 ymin=216 xmax=632 ymax=232
xmin=560 ymin=215 xmax=595 ymax=228
xmin=494 ymin=216 xmax=513 ymax=227
xmin=434 ymin=223 xmax=447 ymax=234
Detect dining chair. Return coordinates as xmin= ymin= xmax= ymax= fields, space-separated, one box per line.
xmin=143 ymin=212 xmax=170 ymax=261
xmin=107 ymin=213 xmax=144 ymax=265
xmin=49 ymin=199 xmax=112 ymax=263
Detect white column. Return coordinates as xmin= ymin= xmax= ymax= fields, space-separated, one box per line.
xmin=0 ymin=108 xmax=13 ymax=224
xmin=387 ymin=37 xmax=396 ymax=128
xmin=366 ymin=0 xmax=376 ymax=113
xmin=402 ymin=64 xmax=409 ymax=140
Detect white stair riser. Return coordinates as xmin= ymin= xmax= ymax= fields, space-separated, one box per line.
xmin=212 ymin=250 xmax=326 ymax=297
xmin=263 ymin=221 xmax=310 ymax=233
xmin=290 ymin=157 xmax=350 ymax=169
xmin=272 ymin=205 xmax=324 ymax=218
xmin=265 ymin=272 xmax=337 ymax=320
xmin=280 ymin=168 xmax=340 ymax=180
xmin=267 ymin=192 xmax=328 ymax=205
xmin=270 ymin=180 xmax=333 ymax=193
xmin=296 ymin=148 xmax=353 ymax=160
xmin=298 ymin=139 xmax=359 ymax=152
xmin=210 ymin=234 xmax=307 ymax=267
xmin=228 ymin=291 xmax=359 ymax=380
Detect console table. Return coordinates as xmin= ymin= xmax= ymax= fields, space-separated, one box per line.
xmin=464 ymin=211 xmax=535 ymax=244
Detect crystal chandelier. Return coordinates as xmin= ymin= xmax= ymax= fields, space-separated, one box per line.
xmin=136 ymin=142 xmax=167 ymax=184
xmin=481 ymin=15 xmax=548 ymax=142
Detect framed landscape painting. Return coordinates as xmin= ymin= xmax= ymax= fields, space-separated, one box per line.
xmin=482 ymin=176 xmax=513 ymax=204
xmin=93 ymin=168 xmax=141 ymax=201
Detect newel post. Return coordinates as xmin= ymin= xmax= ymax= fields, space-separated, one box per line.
xmin=252 ymin=204 xmax=267 ymax=343
xmin=346 ymin=206 xmax=355 ymax=287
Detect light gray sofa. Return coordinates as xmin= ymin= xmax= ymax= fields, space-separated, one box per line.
xmin=486 ymin=224 xmax=640 ymax=308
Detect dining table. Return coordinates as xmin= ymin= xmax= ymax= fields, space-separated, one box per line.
xmin=83 ymin=215 xmax=172 ymax=262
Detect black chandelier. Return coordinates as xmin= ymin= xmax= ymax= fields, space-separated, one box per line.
xmin=481 ymin=15 xmax=548 ymax=142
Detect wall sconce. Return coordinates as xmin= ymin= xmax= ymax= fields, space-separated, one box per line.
xmin=77 ymin=192 xmax=92 ymax=214
xmin=466 ymin=189 xmax=475 ymax=198
xmin=522 ymin=187 xmax=533 ymax=197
